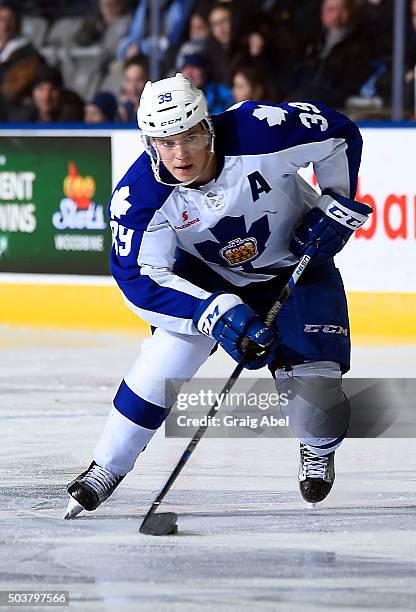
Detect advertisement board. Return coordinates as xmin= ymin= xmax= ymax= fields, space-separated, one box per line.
xmin=0 ymin=135 xmax=112 ymax=274
xmin=299 ymin=127 xmax=416 ymax=294
xmin=2 ymin=127 xmax=413 ymax=288
xmin=0 ymin=126 xmax=414 ymax=338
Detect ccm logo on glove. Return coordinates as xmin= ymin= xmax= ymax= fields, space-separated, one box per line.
xmin=320 ymin=190 xmax=372 ymax=224
xmin=290 ymin=190 xmax=373 ymax=266
xmin=326 ymin=203 xmax=367 ymax=228
xmin=196 ymin=293 xmax=243 ymax=336
xmin=193 ymin=292 xmax=280 ymax=370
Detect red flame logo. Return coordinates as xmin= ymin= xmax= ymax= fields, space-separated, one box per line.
xmin=63 ymin=162 xmax=96 ymax=210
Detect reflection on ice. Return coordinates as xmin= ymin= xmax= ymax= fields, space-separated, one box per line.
xmin=1 ymin=327 xmax=415 ymax=610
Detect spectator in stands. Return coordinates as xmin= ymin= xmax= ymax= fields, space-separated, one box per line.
xmin=232 ymin=64 xmax=278 ymax=104
xmin=84 ymin=91 xmax=118 ymax=123
xmin=179 ymin=51 xmax=234 ymax=114
xmin=357 ymin=0 xmax=416 ymax=112
xmin=209 ymin=4 xmax=232 ymax=46
xmin=290 ymin=0 xmax=373 ymax=108
xmin=238 ymin=2 xmax=321 ymax=104
xmin=204 ymin=2 xmax=238 ymax=86
xmin=188 ymin=10 xmax=211 ymax=42
xmin=175 ymin=10 xmax=211 ymax=72
xmin=232 ymin=15 xmax=293 ymax=99
xmin=116 ymin=0 xmax=196 ymax=64
xmin=10 ymin=65 xmax=84 ymax=122
xmin=209 ymin=0 xmax=262 ymax=39
xmin=118 ymin=54 xmax=148 ymax=123
xmin=359 ymin=0 xmax=393 ymax=63
xmin=0 ymin=1 xmax=42 ymax=111
xmin=353 ymin=1 xmax=393 ymax=106
xmin=18 ymin=0 xmax=96 ymax=19
xmin=261 ymin=0 xmax=322 ymax=55
xmin=73 ymin=0 xmax=132 ymax=61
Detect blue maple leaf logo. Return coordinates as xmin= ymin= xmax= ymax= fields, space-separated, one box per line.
xmin=194 ymin=215 xmax=271 ymax=271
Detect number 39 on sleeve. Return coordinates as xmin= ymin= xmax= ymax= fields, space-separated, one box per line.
xmin=288 ymin=102 xmax=328 ymax=132
xmin=109 ymin=220 xmax=134 ymax=256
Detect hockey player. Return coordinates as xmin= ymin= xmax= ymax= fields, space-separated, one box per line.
xmin=65 ymin=74 xmax=372 ymax=519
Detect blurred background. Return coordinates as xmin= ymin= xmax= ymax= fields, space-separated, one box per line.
xmin=0 ymin=0 xmax=413 ymax=123
xmin=0 ymin=0 xmax=414 ymax=351
xmin=0 ymin=6 xmax=414 ymax=606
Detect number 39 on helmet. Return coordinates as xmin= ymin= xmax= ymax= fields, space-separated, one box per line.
xmin=137 ymin=73 xmax=215 ymax=186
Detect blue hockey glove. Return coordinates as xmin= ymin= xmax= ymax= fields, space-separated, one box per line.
xmin=193 ymin=292 xmax=280 ymax=370
xmin=290 ymin=190 xmax=373 ymax=265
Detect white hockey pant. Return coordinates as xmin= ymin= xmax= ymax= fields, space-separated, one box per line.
xmin=94 ymin=328 xmax=215 ymax=475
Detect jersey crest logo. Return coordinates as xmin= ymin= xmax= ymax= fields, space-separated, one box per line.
xmin=203 ymin=189 xmax=225 ymax=210
xmin=194 ymin=214 xmax=271 ymax=272
xmin=220 ymin=237 xmax=258 ymax=266
xmin=252 ymin=105 xmax=288 ymax=127
xmin=110 ymin=186 xmax=131 ymax=218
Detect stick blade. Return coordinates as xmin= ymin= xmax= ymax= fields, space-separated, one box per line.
xmin=139 ymin=512 xmax=178 ymax=536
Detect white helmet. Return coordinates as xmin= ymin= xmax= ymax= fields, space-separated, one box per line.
xmin=137 ymin=73 xmax=211 ymax=136
xmin=137 ymin=73 xmax=215 ymax=186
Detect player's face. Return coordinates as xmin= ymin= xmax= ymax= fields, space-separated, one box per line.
xmin=151 ymin=125 xmax=214 ymax=185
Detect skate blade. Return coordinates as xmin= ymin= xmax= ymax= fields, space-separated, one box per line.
xmin=64 ymin=496 xmax=85 ymax=520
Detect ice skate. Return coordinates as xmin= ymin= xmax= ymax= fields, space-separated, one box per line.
xmin=298 ymin=443 xmax=335 ymax=504
xmin=64 ymin=461 xmax=124 ymax=519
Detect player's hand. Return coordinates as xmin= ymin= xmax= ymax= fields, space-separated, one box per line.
xmin=193 ymin=292 xmax=280 ymax=369
xmin=290 ymin=190 xmax=373 ymax=265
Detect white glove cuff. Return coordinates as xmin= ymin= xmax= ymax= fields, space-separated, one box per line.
xmin=317 ymin=194 xmax=368 ymax=229
xmin=196 ymin=293 xmax=243 ymax=336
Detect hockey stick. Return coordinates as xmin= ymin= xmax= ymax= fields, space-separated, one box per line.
xmin=139 ymin=243 xmax=317 ymax=535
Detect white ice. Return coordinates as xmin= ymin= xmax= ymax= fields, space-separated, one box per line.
xmin=0 ymin=325 xmax=415 ymax=611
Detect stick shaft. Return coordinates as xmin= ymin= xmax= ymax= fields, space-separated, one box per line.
xmin=141 ymin=247 xmax=315 ymax=523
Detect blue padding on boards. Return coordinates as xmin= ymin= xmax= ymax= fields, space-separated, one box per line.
xmin=114 ymin=380 xmax=169 ymax=429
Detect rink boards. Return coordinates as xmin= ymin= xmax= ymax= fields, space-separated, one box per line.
xmin=0 ymin=125 xmax=415 ymax=344
xmin=0 ymin=275 xmax=414 ymax=346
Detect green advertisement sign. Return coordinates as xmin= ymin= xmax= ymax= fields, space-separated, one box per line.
xmin=0 ymin=135 xmax=112 ymax=274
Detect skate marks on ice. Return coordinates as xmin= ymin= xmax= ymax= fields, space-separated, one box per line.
xmin=1 ymin=328 xmax=416 ymax=610
xmin=1 ymin=472 xmax=416 ymax=606
xmin=1 ymin=499 xmax=416 ymax=612
xmin=2 ymin=438 xmax=416 ymax=612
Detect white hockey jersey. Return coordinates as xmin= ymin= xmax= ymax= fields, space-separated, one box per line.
xmin=108 ymin=101 xmax=362 ymax=335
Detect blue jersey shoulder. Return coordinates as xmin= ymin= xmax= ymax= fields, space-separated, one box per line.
xmin=107 ymin=151 xmax=174 ymax=229
xmin=213 ymin=100 xmax=361 ymax=157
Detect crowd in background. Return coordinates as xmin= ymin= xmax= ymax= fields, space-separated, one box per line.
xmin=0 ymin=0 xmax=415 ymax=124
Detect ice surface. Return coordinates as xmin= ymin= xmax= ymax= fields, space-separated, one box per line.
xmin=1 ymin=326 xmax=415 ymax=611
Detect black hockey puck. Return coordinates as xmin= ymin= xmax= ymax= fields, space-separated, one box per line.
xmin=140 ymin=511 xmax=178 ymax=536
